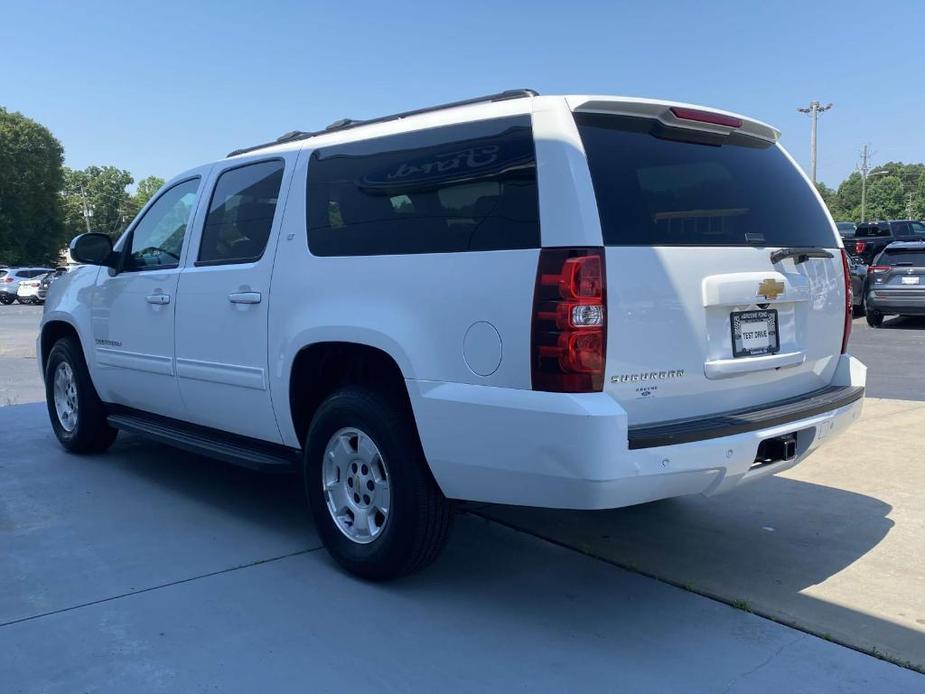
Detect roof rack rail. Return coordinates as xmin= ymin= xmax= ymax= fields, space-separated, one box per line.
xmin=226 ymin=89 xmax=538 ymax=158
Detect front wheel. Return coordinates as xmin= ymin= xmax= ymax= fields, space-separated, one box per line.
xmin=304 ymin=386 xmax=452 ymax=580
xmin=45 ymin=337 xmax=118 ymax=453
xmin=866 ymin=310 xmax=884 ymax=328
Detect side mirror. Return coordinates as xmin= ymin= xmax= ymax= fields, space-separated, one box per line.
xmin=70 ymin=233 xmax=115 ymax=267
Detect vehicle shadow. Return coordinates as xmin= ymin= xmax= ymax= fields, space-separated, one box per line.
xmin=878 ymin=315 xmax=925 ymax=330
xmin=475 ymin=477 xmax=925 ymax=670
xmin=107 ymin=433 xmax=313 ymax=542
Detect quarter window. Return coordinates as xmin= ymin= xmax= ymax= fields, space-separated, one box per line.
xmin=198 ymin=160 xmax=285 ymax=265
xmin=306 ymin=116 xmax=540 ymax=256
xmin=126 ymin=178 xmax=200 ymax=271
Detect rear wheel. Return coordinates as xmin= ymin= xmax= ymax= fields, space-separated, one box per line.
xmin=45 ymin=337 xmax=117 ymax=453
xmin=304 ymin=386 xmax=452 ymax=580
xmin=866 ymin=310 xmax=883 ymax=328
xmin=852 ymin=297 xmax=866 ymax=318
xmin=0 ymin=294 xmax=14 ymax=305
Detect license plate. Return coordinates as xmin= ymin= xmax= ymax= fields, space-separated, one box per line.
xmin=901 ymin=276 xmax=920 ymax=285
xmin=731 ymin=309 xmax=779 ymax=358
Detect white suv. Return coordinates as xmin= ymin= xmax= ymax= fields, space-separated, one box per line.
xmin=40 ymin=90 xmax=866 ymax=579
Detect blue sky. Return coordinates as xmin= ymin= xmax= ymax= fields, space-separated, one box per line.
xmin=3 ymin=0 xmax=923 ymax=188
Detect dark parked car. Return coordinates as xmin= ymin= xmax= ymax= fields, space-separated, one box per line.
xmin=864 ymin=241 xmax=925 ymax=327
xmin=36 ymin=267 xmax=69 ymax=302
xmin=851 ymin=220 xmax=925 ymax=264
xmin=835 ymin=221 xmax=856 ymax=239
xmin=847 ymin=254 xmax=868 ymax=316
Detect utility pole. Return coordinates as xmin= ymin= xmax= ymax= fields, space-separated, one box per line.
xmin=857 ymin=145 xmax=886 ymax=223
xmin=797 ymin=101 xmax=832 ymax=183
xmin=78 ymin=183 xmax=93 ymax=233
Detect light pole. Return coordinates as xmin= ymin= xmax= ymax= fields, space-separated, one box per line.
xmin=797 ymin=101 xmax=832 ymax=183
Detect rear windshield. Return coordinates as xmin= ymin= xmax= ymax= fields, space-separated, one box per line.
xmin=0 ymin=270 xmax=6 ymax=279
xmin=878 ymin=248 xmax=925 ymax=266
xmin=575 ymin=113 xmax=836 ymax=247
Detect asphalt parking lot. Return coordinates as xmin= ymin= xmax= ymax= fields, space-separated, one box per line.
xmin=2 ymin=304 xmax=924 ymax=691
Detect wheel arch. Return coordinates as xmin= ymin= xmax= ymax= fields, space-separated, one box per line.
xmin=287 ymin=341 xmax=415 ymax=447
xmin=40 ymin=319 xmax=83 ymax=372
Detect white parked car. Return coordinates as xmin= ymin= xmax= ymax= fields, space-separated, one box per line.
xmin=40 ymin=91 xmax=866 ymax=579
xmin=1 ymin=267 xmax=54 ymax=304
xmin=17 ymin=273 xmax=48 ymax=304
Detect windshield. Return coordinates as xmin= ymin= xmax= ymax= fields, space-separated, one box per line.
xmin=575 ymin=113 xmax=837 ymax=247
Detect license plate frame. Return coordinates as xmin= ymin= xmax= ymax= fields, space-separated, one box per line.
xmin=730 ymin=309 xmax=779 ymax=358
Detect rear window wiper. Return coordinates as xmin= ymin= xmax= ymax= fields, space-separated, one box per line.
xmin=769 ymin=247 xmax=835 ymax=265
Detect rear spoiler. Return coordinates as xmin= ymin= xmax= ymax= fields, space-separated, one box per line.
xmin=566 ymin=96 xmax=779 ymax=143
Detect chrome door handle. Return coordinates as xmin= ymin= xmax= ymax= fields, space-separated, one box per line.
xmin=228 ymin=292 xmax=262 ymax=304
xmin=145 ymin=293 xmax=170 ymax=305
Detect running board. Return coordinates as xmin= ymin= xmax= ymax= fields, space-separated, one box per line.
xmin=106 ymin=411 xmax=300 ymax=471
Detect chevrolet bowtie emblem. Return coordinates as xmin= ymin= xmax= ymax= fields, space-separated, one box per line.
xmin=757 ymin=278 xmax=785 ymax=301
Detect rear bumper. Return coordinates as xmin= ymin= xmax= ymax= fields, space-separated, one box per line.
xmin=867 ymin=290 xmax=925 ymax=314
xmin=409 ymin=354 xmax=866 ymax=510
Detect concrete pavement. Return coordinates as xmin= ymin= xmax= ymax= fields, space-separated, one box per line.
xmin=2 ymin=402 xmax=923 ymax=692
xmin=848 ymin=315 xmax=925 ymax=401
xmin=483 ymin=397 xmax=925 ymax=671
xmin=0 ymin=303 xmax=43 ymax=406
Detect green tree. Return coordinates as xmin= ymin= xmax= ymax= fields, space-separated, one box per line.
xmin=815 ymin=181 xmax=836 ymax=211
xmin=0 ymin=107 xmax=65 ymax=265
xmin=833 ymin=172 xmax=863 ymax=221
xmin=119 ymin=175 xmax=165 ymax=225
xmin=909 ymin=172 xmax=925 ymax=220
xmin=62 ymin=165 xmax=134 ymax=238
xmin=134 ymin=176 xmax=164 ymax=209
xmin=865 ymin=175 xmax=905 ymax=220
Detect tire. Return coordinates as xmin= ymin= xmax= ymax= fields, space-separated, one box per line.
xmin=866 ymin=311 xmax=883 ymax=328
xmin=0 ymin=294 xmax=14 ymax=305
xmin=45 ymin=336 xmax=117 ymax=453
xmin=304 ymin=386 xmax=452 ymax=581
xmin=852 ymin=299 xmax=866 ymax=318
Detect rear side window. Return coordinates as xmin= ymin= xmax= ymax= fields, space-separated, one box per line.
xmin=575 ymin=113 xmax=836 ymax=247
xmin=198 ymin=159 xmax=285 ymax=265
xmin=306 ymin=116 xmax=540 ymax=256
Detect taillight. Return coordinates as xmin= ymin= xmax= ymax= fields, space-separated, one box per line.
xmin=867 ymin=265 xmax=890 ymax=274
xmin=532 ymin=248 xmax=606 ymax=392
xmin=840 ymin=249 xmax=852 ymax=354
xmin=1 ymin=276 xmax=12 ymax=283
xmin=854 ymin=240 xmax=866 ymax=255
